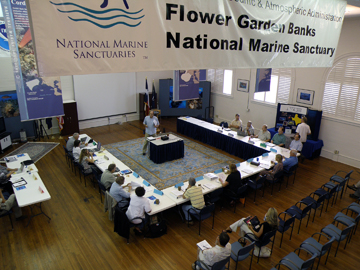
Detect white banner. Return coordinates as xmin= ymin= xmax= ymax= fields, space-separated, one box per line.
xmin=27 ymin=0 xmax=346 ymax=76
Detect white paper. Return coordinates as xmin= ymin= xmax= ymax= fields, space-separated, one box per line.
xmin=197 ymin=240 xmax=212 ymax=251
xmin=203 ymin=183 xmax=216 ymax=190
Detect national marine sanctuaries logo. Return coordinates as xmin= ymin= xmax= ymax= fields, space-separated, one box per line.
xmin=50 ymin=0 xmax=144 ymax=28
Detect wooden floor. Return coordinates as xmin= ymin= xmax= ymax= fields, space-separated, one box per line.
xmin=1 ymin=117 xmax=359 ymax=270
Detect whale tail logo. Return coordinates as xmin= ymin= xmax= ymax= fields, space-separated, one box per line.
xmin=50 ymin=1 xmax=143 ymax=29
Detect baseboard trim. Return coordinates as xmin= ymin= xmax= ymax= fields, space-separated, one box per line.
xmin=79 ymin=113 xmax=139 ymax=129
xmin=321 ymin=149 xmax=360 ymax=169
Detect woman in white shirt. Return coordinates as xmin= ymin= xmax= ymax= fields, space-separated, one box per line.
xmin=72 ymin=140 xmax=81 ymax=162
xmin=126 ymin=186 xmax=151 ymax=234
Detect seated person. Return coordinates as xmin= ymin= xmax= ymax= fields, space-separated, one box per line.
xmin=182 ymin=177 xmax=205 ymax=225
xmin=79 ymin=149 xmax=95 ymax=174
xmin=289 ymin=134 xmax=303 ymax=152
xmin=66 ymin=133 xmax=88 ymax=152
xmin=245 ymin=121 xmax=254 ymax=136
xmin=271 ymin=127 xmax=286 ymax=147
xmin=192 ymin=232 xmax=231 ymax=270
xmin=225 ymin=207 xmax=279 ymax=257
xmin=72 ymin=139 xmax=81 ymax=162
xmin=253 ymin=124 xmax=271 ymax=142
xmin=0 ymin=188 xmax=26 ymax=221
xmin=126 ymin=186 xmax=151 ymax=234
xmin=109 ymin=176 xmax=131 ymax=207
xmin=220 ymin=164 xmax=243 ymax=202
xmin=229 ymin=114 xmax=242 ymax=131
xmin=348 ymin=181 xmax=360 ymax=199
xmin=260 ymin=154 xmax=283 ymax=181
xmin=0 ymin=164 xmax=18 ymax=195
xmin=282 ymin=150 xmax=298 ymax=172
xmin=101 ymin=164 xmax=119 ymax=190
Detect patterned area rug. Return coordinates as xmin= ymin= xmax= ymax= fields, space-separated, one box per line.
xmin=104 ymin=134 xmax=239 ymax=190
xmin=5 ymin=142 xmax=59 ymax=163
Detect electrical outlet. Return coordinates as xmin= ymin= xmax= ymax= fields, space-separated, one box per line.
xmin=334 ymin=150 xmax=339 ymax=154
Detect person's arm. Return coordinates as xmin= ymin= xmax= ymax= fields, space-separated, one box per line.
xmin=182 ymin=187 xmax=190 ymax=199
xmin=144 ymin=200 xmax=152 ymax=214
xmin=143 ymin=117 xmax=147 ymax=128
xmin=221 ymin=180 xmax=229 ymax=187
xmin=7 ymin=168 xmax=17 ymax=172
xmin=0 ymin=189 xmax=5 ymax=203
xmin=155 ymin=117 xmax=160 ymax=128
xmin=119 ymin=186 xmax=131 ymax=198
xmin=278 ymin=137 xmax=285 ymax=147
xmin=248 ymin=222 xmax=264 ymax=238
xmin=86 ymin=153 xmax=95 ymax=164
xmin=6 ymin=171 xmax=15 ymax=178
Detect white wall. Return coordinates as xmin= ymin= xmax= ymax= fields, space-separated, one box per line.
xmin=211 ymin=17 xmax=360 ymax=168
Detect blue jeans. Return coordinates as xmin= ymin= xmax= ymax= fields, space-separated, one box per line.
xmin=182 ymin=205 xmax=200 ymax=221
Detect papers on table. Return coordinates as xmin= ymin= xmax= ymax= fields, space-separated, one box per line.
xmin=197 ymin=240 xmax=212 ymax=251
xmin=217 ymin=172 xmax=227 ymax=183
xmin=260 ymin=160 xmax=272 ymax=169
xmin=203 ymin=183 xmax=217 ymax=190
xmin=241 ymin=168 xmax=256 ymax=174
xmin=204 ymin=173 xmax=218 ymax=181
xmin=267 ymin=142 xmax=275 ymax=147
xmin=147 ymin=136 xmax=155 ymax=141
xmin=10 ymin=176 xmax=24 ymax=183
xmin=131 ymin=181 xmax=142 ymax=188
xmin=95 ymin=158 xmax=106 ymax=165
xmin=181 ymin=182 xmax=189 ymax=192
xmin=170 ymin=189 xmax=184 ymax=199
xmin=5 ymin=156 xmax=17 ymax=162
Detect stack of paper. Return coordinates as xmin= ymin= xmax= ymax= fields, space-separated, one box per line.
xmin=260 ymin=160 xmax=271 ymax=169
xmin=204 ymin=173 xmax=219 ymax=181
xmin=197 ymin=240 xmax=212 ymax=250
xmin=170 ymin=190 xmax=184 ymax=199
xmin=203 ymin=183 xmax=217 ymax=190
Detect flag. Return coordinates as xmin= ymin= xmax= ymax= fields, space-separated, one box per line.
xmin=57 ymin=116 xmax=64 ymax=132
xmin=144 ymin=78 xmax=150 ymax=116
xmin=151 ymin=80 xmax=157 ymax=109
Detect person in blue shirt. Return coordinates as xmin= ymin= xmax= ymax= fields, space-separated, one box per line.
xmin=142 ymin=110 xmax=160 ymax=155
xmin=271 ymin=127 xmax=286 ymax=147
xmin=282 ymin=150 xmax=298 ymax=171
xmin=289 ymin=134 xmax=303 ymax=152
xmin=109 ymin=176 xmax=131 ymax=207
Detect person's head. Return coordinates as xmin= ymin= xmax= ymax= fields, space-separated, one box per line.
xmin=301 ymin=116 xmax=307 ymax=123
xmin=108 ymin=164 xmax=116 ymax=173
xmin=229 ymin=163 xmax=237 ymax=173
xmin=294 ymin=134 xmax=300 ymax=141
xmin=188 ymin=177 xmax=196 ymax=187
xmin=218 ymin=232 xmax=230 ymax=247
xmin=73 ymin=133 xmax=79 ymax=140
xmin=79 ymin=149 xmax=88 ymax=162
xmin=115 ymin=176 xmax=125 ymax=185
xmin=74 ymin=139 xmax=80 ymax=148
xmin=262 ymin=124 xmax=268 ymax=132
xmin=278 ymin=127 xmax=284 ymax=134
xmin=135 ymin=186 xmax=146 ymax=197
xmin=149 ymin=110 xmax=154 ymax=118
xmin=235 ymin=114 xmax=240 ymax=121
xmin=275 ymin=154 xmax=283 ymax=163
xmin=290 ymin=150 xmax=297 ymax=157
xmin=247 ymin=121 xmax=252 ymax=128
xmin=265 ymin=207 xmax=279 ymax=228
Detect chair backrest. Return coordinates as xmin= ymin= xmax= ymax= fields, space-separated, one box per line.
xmin=209 ymin=188 xmax=223 ymax=199
xmin=211 ymin=256 xmax=230 ymax=270
xmin=236 ymin=184 xmax=248 ymax=197
xmin=341 ymin=223 xmax=355 ymax=237
xmin=98 ymin=179 xmax=107 ymax=192
xmin=62 ymin=145 xmax=68 ymax=154
xmin=257 ymin=175 xmax=267 ymax=185
xmin=91 ymin=166 xmax=102 ymax=181
xmin=345 ymin=170 xmax=354 ymax=180
xmin=200 ymin=203 xmax=216 ymax=217
xmin=301 ymin=253 xmax=318 ymax=269
xmin=282 ymin=215 xmax=296 ymax=231
xmin=322 ymin=236 xmax=336 ymax=253
xmin=259 ymin=229 xmax=277 ymax=246
xmin=301 ymin=203 xmax=313 ymax=216
xmin=237 ymin=241 xmax=255 ymax=257
xmin=273 ymin=170 xmax=283 ymax=181
xmin=315 ymin=192 xmax=328 ymax=205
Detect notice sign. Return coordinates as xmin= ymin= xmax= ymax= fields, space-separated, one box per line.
xmin=27 ymin=0 xmax=346 ymax=77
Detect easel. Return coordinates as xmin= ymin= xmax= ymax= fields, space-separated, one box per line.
xmin=33 ymin=119 xmax=49 ymax=141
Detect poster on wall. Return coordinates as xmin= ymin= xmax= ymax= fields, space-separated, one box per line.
xmin=0 ymin=0 xmax=64 ymax=121
xmin=275 ymin=104 xmax=308 ymax=134
xmin=173 ymin=70 xmax=200 ymax=101
xmin=169 ymin=86 xmax=186 ymax=109
xmin=0 ymin=20 xmax=10 ymax=57
xmin=187 ymin=88 xmax=203 ymax=110
xmin=255 ymin=69 xmax=272 ymax=92
xmin=0 ymin=92 xmax=19 ymax=117
xmin=27 ymin=0 xmax=346 ymax=76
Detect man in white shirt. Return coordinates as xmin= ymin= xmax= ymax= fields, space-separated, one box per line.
xmin=72 ymin=140 xmax=81 ymax=162
xmin=296 ymin=116 xmax=311 ymax=143
xmin=142 ymin=110 xmax=160 ymax=155
xmin=229 ymin=114 xmax=242 ymax=131
xmin=254 ymin=124 xmax=271 ymax=142
xmin=289 ymin=134 xmax=303 ymax=152
xmin=126 ymin=187 xmax=151 ymax=233
xmin=192 ymin=232 xmax=231 ymax=270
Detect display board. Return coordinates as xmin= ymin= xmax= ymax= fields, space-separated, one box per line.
xmin=159 ymin=79 xmax=210 ymax=117
xmin=73 ymin=73 xmax=136 ymax=121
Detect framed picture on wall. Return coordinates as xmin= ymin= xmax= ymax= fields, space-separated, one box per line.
xmin=296 ymin=89 xmax=315 ymax=105
xmin=237 ymin=79 xmax=249 ymax=92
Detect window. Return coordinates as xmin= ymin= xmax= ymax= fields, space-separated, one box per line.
xmin=253 ymin=69 xmax=292 ymax=104
xmin=207 ymin=69 xmax=233 ymax=95
xmin=322 ymin=56 xmax=360 ymax=122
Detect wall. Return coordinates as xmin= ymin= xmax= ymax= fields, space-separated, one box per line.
xmin=211 ymin=17 xmax=360 ymax=168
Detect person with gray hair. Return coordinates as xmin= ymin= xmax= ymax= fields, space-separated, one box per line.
xmin=66 ymin=132 xmax=88 ymax=152
xmin=245 ymin=121 xmax=254 ymax=136
xmin=109 ymin=176 xmax=131 ymax=207
xmin=101 ymin=164 xmax=120 ymax=190
xmin=142 ymin=110 xmax=160 ymax=155
xmin=182 ymin=177 xmax=205 ymax=225
xmin=254 ymin=124 xmax=271 ymax=142
xmin=282 ymin=150 xmax=298 ymax=172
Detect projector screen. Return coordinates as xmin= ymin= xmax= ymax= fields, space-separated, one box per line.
xmin=73 ymin=73 xmax=136 ymax=121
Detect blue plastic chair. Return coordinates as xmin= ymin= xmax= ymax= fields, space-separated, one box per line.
xmin=299 ymin=232 xmax=335 ymax=270
xmin=277 ymin=212 xmax=296 ymax=248
xmin=321 ymin=222 xmax=355 ymax=257
xmin=314 ymin=183 xmax=338 ymax=212
xmin=245 ymin=229 xmax=277 ymax=263
xmin=278 ymin=248 xmax=317 ymax=270
xmin=284 ymin=163 xmax=298 ymax=188
xmin=247 ymin=175 xmax=266 ymax=202
xmin=266 ymin=170 xmax=284 ymax=195
xmin=196 ymin=256 xmax=230 ymax=270
xmin=230 ymin=237 xmax=255 ymax=270
xmin=78 ymin=163 xmax=93 ymax=187
xmin=333 ymin=209 xmax=360 ymax=237
xmin=285 ymin=201 xmax=313 ymax=234
xmin=226 ymin=184 xmax=248 ymax=213
xmin=188 ymin=203 xmax=215 ymax=235
xmin=330 ymin=170 xmax=353 ymax=195
xmin=301 ymin=191 xmax=328 ymax=222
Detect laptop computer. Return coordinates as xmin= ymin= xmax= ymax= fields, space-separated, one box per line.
xmin=16 ymin=162 xmax=25 ymax=174
xmin=237 ymin=127 xmax=247 ymax=137
xmin=95 ymin=142 xmax=101 ymax=152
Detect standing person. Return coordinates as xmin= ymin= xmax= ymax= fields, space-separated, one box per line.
xmin=296 ymin=116 xmax=311 ymax=143
xmin=229 ymin=114 xmax=242 ymax=131
xmin=182 ymin=177 xmax=205 ymax=225
xmin=142 ymin=110 xmax=159 ymax=155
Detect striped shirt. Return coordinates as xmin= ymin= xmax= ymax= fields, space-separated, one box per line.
xmin=184 ymin=186 xmax=205 ymax=209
